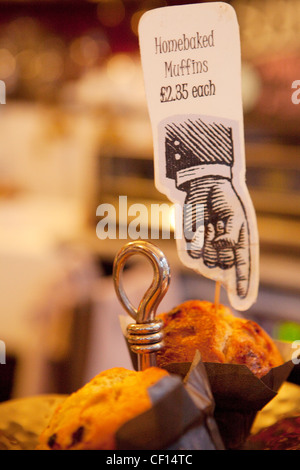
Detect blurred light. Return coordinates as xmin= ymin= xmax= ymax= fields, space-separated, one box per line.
xmin=6 ymin=16 xmax=41 ymax=48
xmin=263 ymin=170 xmax=289 ymax=192
xmin=35 ymin=50 xmax=64 ymax=82
xmin=0 ymin=37 xmax=18 ymax=57
xmin=97 ymin=0 xmax=125 ymax=28
xmin=106 ymin=53 xmax=136 ymax=85
xmin=0 ymin=49 xmax=16 ymax=79
xmin=16 ymin=49 xmax=38 ymax=80
xmin=233 ymin=0 xmax=300 ymax=59
xmin=47 ymin=36 xmax=66 ymax=55
xmin=241 ymin=61 xmax=262 ymax=113
xmin=96 ymin=37 xmax=111 ymax=59
xmin=130 ymin=9 xmax=147 ymax=36
xmin=70 ymin=36 xmax=100 ymax=67
xmin=276 ymin=321 xmax=300 ymax=342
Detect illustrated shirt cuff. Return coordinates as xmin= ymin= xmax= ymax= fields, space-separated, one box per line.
xmin=176 ymin=164 xmax=232 ymax=186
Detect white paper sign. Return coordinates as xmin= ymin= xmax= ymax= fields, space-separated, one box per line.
xmin=138 ymin=2 xmax=259 ymax=311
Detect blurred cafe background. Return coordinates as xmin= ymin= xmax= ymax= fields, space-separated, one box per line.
xmin=0 ymin=0 xmax=299 ymax=401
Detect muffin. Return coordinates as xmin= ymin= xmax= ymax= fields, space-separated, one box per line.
xmin=37 ymin=366 xmax=169 ymax=450
xmin=156 ymin=300 xmax=283 ymax=378
xmin=247 ymin=416 xmax=300 ymax=450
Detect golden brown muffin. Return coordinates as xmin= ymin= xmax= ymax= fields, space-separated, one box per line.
xmin=156 ymin=300 xmax=283 ymax=378
xmin=37 ymin=366 xmax=169 ymax=450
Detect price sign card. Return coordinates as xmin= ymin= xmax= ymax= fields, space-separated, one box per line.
xmin=138 ymin=2 xmax=259 ymax=311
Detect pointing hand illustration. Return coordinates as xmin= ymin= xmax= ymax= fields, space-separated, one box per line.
xmin=163 ymin=116 xmax=255 ymax=304
xmin=183 ymin=176 xmax=250 ymax=299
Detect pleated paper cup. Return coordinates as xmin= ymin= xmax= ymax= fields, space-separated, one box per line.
xmin=120 ymin=313 xmax=294 ymax=450
xmin=116 ymin=354 xmax=225 ymax=450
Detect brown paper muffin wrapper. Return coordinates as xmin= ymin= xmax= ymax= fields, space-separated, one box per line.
xmin=0 ymin=360 xmax=222 ymax=451
xmin=164 ymin=357 xmax=294 ymax=449
xmin=120 ymin=315 xmax=295 ymax=449
xmin=116 ymin=353 xmax=225 ymax=450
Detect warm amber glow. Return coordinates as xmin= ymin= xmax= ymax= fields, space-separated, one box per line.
xmin=130 ymin=9 xmax=147 ymax=37
xmin=97 ymin=0 xmax=125 ymax=28
xmin=35 ymin=50 xmax=64 ymax=82
xmin=16 ymin=49 xmax=38 ymax=80
xmin=70 ymin=36 xmax=100 ymax=67
xmin=106 ymin=53 xmax=136 ymax=85
xmin=0 ymin=48 xmax=16 ymax=79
